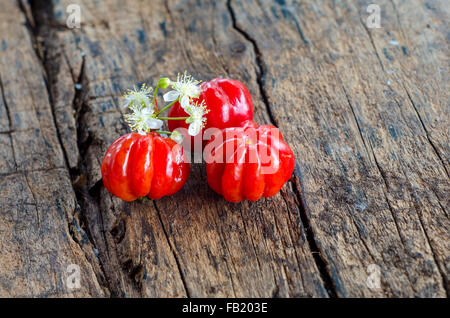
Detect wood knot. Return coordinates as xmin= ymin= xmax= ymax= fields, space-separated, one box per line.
xmin=230 ymin=41 xmax=246 ymax=55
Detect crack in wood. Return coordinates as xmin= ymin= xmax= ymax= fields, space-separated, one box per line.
xmin=366 ymin=133 xmax=421 ymax=294
xmin=25 ymin=0 xmax=111 ymax=296
xmin=0 ymin=73 xmax=17 ymax=174
xmin=0 ymin=75 xmax=12 ymax=131
xmin=4 ymin=0 xmax=445 ymax=298
xmin=227 ymin=0 xmax=341 ymax=297
xmin=152 ymin=200 xmax=190 ymax=297
xmin=359 ymin=17 xmax=386 ymax=73
xmin=403 ymin=87 xmax=449 ymax=178
xmin=227 ymin=0 xmax=278 ymax=127
xmin=279 ymin=188 xmax=328 ymax=297
xmin=410 ymin=192 xmax=449 ymax=297
xmin=211 ymin=201 xmax=239 ymax=297
xmin=289 ymin=175 xmax=338 ymax=298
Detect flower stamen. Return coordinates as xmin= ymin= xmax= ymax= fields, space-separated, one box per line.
xmin=122 ymin=84 xmax=153 ymax=109
xmin=185 ymin=100 xmax=209 ymax=136
xmin=163 ymin=71 xmax=202 ymax=109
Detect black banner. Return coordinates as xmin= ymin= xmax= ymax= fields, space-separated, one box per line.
xmin=0 ymin=298 xmax=444 ymax=315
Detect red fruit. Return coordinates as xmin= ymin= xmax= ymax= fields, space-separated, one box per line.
xmin=101 ymin=133 xmax=190 ymax=201
xmin=205 ymin=120 xmax=295 ymax=202
xmin=168 ymin=78 xmax=254 ymax=148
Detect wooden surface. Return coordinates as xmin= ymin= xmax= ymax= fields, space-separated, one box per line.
xmin=0 ymin=0 xmax=448 ymax=297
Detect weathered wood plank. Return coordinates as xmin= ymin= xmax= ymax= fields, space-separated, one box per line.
xmin=230 ymin=0 xmax=448 ymax=296
xmin=0 ymin=0 xmax=447 ymax=298
xmin=32 ymin=0 xmax=328 ymax=297
xmin=0 ymin=0 xmax=104 ymax=297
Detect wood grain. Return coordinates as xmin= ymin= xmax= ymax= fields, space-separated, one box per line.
xmin=0 ymin=0 xmax=104 ymax=297
xmin=0 ymin=0 xmax=447 ymax=297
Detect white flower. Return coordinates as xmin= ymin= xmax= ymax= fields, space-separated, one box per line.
xmin=124 ymin=105 xmax=163 ymax=134
xmin=122 ymin=84 xmax=153 ymax=109
xmin=170 ymin=130 xmax=184 ymax=144
xmin=185 ymin=101 xmax=208 ymax=136
xmin=163 ymin=72 xmax=201 ymax=109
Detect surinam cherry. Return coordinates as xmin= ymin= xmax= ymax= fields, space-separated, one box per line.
xmin=168 ymin=78 xmax=254 ymax=150
xmin=102 ymin=74 xmax=203 ymax=201
xmin=101 ymin=72 xmax=297 ymax=204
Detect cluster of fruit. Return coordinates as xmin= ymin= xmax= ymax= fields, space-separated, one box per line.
xmin=101 ymin=73 xmax=294 ymax=203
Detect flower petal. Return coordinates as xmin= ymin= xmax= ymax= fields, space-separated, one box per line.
xmin=180 ymin=95 xmax=190 ymax=110
xmin=146 ymin=118 xmax=164 ymax=129
xmin=142 ymin=107 xmax=154 ymax=115
xmin=163 ymin=90 xmax=179 ymax=102
xmin=188 ymin=122 xmax=201 ymax=136
xmin=192 ymin=86 xmax=201 ymax=98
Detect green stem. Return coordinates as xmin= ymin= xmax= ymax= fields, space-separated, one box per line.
xmin=157 ymin=116 xmax=189 ymax=120
xmin=152 ymin=85 xmax=159 ymax=108
xmin=155 ymin=98 xmax=179 ymax=116
xmin=153 ymin=130 xmax=173 ymax=135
